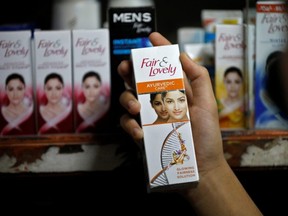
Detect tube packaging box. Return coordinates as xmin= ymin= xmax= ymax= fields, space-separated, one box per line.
xmin=131 ymin=44 xmax=199 ymax=192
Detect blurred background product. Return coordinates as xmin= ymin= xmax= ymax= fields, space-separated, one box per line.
xmin=107 ymin=0 xmax=154 ymax=8
xmin=52 ymin=0 xmax=101 ymax=29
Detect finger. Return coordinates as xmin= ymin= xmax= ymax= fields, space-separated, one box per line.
xmin=120 ymin=113 xmax=144 ymax=141
xmin=183 ymin=71 xmax=193 ymax=107
xmin=180 ymin=52 xmax=217 ymax=111
xmin=117 ymin=60 xmax=134 ymax=88
xmin=119 ymin=90 xmax=141 ymax=115
xmin=149 ymin=32 xmax=172 ymax=46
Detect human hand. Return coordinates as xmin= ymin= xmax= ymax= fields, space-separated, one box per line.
xmin=118 ymin=32 xmax=225 ymax=176
xmin=118 ymin=32 xmax=263 ymax=216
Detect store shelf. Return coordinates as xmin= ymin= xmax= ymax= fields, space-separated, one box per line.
xmin=0 ymin=129 xmax=288 ymax=173
xmin=0 ymin=133 xmax=115 ymax=147
xmin=222 ymin=130 xmax=288 ymax=168
xmin=0 ymin=0 xmax=286 ymax=172
xmin=0 ymin=132 xmax=134 ymax=173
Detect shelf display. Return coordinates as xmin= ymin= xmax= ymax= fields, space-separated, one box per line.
xmin=0 ymin=0 xmax=287 ymax=173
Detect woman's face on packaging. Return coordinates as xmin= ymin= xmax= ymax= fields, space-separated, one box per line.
xmin=6 ymin=78 xmax=25 ymax=106
xmin=163 ymin=90 xmax=187 ymax=121
xmin=44 ymin=78 xmax=64 ymax=104
xmin=82 ymin=76 xmax=101 ymax=102
xmin=224 ymin=72 xmax=243 ymax=98
xmin=151 ymin=93 xmax=169 ymax=120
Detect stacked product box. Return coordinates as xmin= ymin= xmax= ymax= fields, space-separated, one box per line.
xmin=201 ymin=9 xmax=243 ymax=44
xmin=215 ymin=24 xmax=246 ymax=130
xmin=108 ymin=6 xmax=156 ymax=133
xmin=244 ymin=24 xmax=256 ymax=129
xmin=177 ymin=27 xmax=205 ymax=52
xmin=255 ymin=1 xmax=288 ymax=129
xmin=34 ymin=30 xmax=74 ymax=134
xmin=0 ymin=30 xmax=36 ymax=136
xmin=131 ymin=44 xmax=199 ymax=192
xmin=201 ymin=9 xmax=244 ymax=88
xmin=72 ymin=29 xmax=111 ymax=133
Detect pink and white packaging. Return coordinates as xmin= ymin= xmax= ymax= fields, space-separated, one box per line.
xmin=72 ymin=29 xmax=111 ymax=133
xmin=34 ymin=30 xmax=74 ymax=134
xmin=0 ymin=30 xmax=36 ymax=136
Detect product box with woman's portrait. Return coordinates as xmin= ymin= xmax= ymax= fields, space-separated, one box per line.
xmin=34 ymin=30 xmax=74 ymax=134
xmin=215 ymin=24 xmax=246 ymax=130
xmin=0 ymin=30 xmax=36 ymax=136
xmin=72 ymin=29 xmax=111 ymax=133
xmin=131 ymin=44 xmax=199 ymax=192
xmin=255 ymin=1 xmax=288 ymax=129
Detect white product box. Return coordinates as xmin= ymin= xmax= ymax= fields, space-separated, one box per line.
xmin=72 ymin=29 xmax=111 ymax=133
xmin=177 ymin=27 xmax=205 ymax=52
xmin=201 ymin=9 xmax=243 ymax=43
xmin=131 ymin=44 xmax=199 ymax=192
xmin=0 ymin=30 xmax=36 ymax=136
xmin=244 ymin=24 xmax=256 ymax=129
xmin=34 ymin=30 xmax=74 ymax=134
xmin=255 ymin=1 xmax=288 ymax=129
xmin=215 ymin=24 xmax=246 ymax=130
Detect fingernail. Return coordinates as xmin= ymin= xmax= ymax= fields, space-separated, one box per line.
xmin=183 ymin=52 xmax=191 ymax=60
xmin=128 ymin=100 xmax=136 ymax=110
xmin=132 ymin=127 xmax=142 ymax=138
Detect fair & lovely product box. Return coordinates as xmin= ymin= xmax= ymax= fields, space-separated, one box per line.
xmin=72 ymin=29 xmax=111 ymax=133
xmin=255 ymin=1 xmax=288 ymax=129
xmin=131 ymin=44 xmax=199 ymax=192
xmin=0 ymin=30 xmax=36 ymax=136
xmin=34 ymin=30 xmax=74 ymax=134
xmin=215 ymin=24 xmax=246 ymax=130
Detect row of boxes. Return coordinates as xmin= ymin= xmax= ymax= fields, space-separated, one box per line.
xmin=215 ymin=1 xmax=288 ymax=131
xmin=179 ymin=1 xmax=288 ymax=131
xmin=0 ymin=29 xmax=110 ymax=136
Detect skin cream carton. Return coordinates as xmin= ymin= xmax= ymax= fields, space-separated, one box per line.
xmin=0 ymin=30 xmax=36 ymax=136
xmin=131 ymin=44 xmax=199 ymax=192
xmin=215 ymin=24 xmax=246 ymax=130
xmin=108 ymin=6 xmax=156 ymax=134
xmin=34 ymin=30 xmax=74 ymax=134
xmin=255 ymin=1 xmax=288 ymax=129
xmin=72 ymin=29 xmax=111 ymax=133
